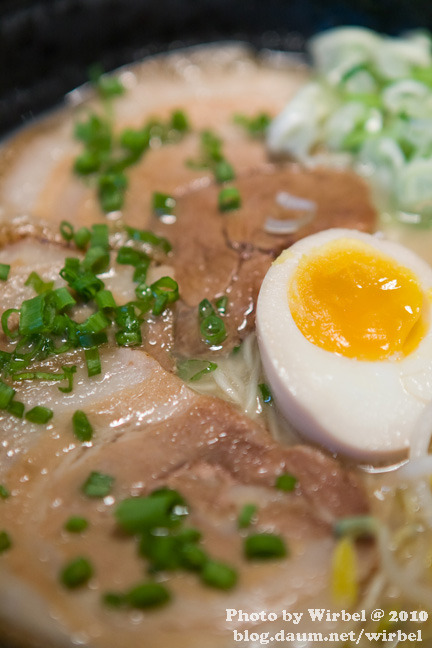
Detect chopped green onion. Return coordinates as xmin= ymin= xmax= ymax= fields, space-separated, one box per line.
xmin=125 ymin=226 xmax=172 ymax=254
xmin=333 ymin=515 xmax=377 ymax=539
xmin=234 ymin=112 xmax=271 ymax=137
xmin=126 ymin=582 xmax=170 ymax=609
xmin=74 ymin=227 xmax=91 ymax=250
xmin=238 ymin=504 xmax=257 ymax=529
xmin=200 ymin=314 xmax=227 ymax=346
xmin=218 ymin=187 xmax=241 ymax=212
xmin=180 ymin=543 xmax=208 ymax=571
xmin=52 ymin=287 xmax=76 ymax=312
xmin=98 ymin=172 xmax=128 ymax=213
xmin=115 ymin=329 xmax=142 ymax=347
xmin=215 ymin=295 xmax=228 ymax=314
xmin=58 ymin=365 xmax=77 ymax=394
xmin=72 ymin=410 xmax=94 ymax=442
xmin=0 ymin=485 xmax=10 ymax=500
xmin=83 ymin=246 xmax=110 ymax=274
xmin=177 ymin=358 xmax=217 ymax=382
xmin=60 ymin=556 xmax=93 ymax=588
xmin=90 ymin=224 xmax=110 ymax=251
xmin=201 ymin=559 xmax=238 ymax=590
xmin=60 ymin=221 xmax=74 ymax=242
xmin=19 ymin=295 xmax=46 ymax=335
xmin=25 ymin=406 xmax=53 ymax=425
xmin=89 ymin=64 xmax=125 ymax=99
xmin=198 ymin=298 xmax=214 ymax=320
xmin=0 ymin=531 xmax=12 ymax=554
xmin=201 ymin=130 xmax=223 ymax=162
xmin=0 ymin=380 xmax=15 ymax=409
xmin=171 ymin=109 xmax=190 ymax=132
xmin=244 ymin=533 xmax=287 ymax=560
xmin=115 ymin=490 xmax=186 ymax=533
xmin=151 ymin=276 xmax=179 ymax=314
xmin=116 ymin=246 xmax=149 ymax=267
xmin=84 ymin=347 xmax=102 ymax=377
xmin=214 ymin=160 xmax=235 ymax=183
xmin=102 ymin=592 xmax=127 ymax=607
xmin=1 ymin=308 xmax=19 ymax=339
xmin=64 ymin=516 xmax=89 ymax=533
xmin=120 ymin=128 xmax=150 ymax=155
xmin=258 ymin=383 xmax=273 ymax=403
xmin=74 ymin=150 xmax=101 ymax=175
xmin=81 ymin=471 xmax=114 ymax=498
xmin=275 ymin=473 xmax=298 ymax=492
xmin=95 ymin=289 xmax=117 ymax=311
xmin=152 ymin=192 xmax=176 ymax=216
xmin=7 ymin=400 xmax=25 ymax=418
xmin=78 ymin=331 xmax=108 ymax=349
xmin=79 ymin=311 xmax=109 ymax=335
xmin=0 ymin=264 xmax=10 ymax=281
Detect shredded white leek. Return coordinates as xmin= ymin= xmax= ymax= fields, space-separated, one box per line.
xmin=268 ymin=27 xmax=432 ymax=224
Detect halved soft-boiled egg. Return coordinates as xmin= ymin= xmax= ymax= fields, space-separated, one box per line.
xmin=256 ymin=228 xmax=432 ymax=462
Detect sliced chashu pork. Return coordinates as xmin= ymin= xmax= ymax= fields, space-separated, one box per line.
xmin=0 ymin=45 xmax=308 ymax=232
xmin=163 ymin=164 xmax=376 ymax=356
xmin=0 ymin=343 xmax=371 ymax=648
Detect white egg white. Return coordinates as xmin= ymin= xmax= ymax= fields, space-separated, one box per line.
xmin=256 ymin=228 xmax=432 ymax=462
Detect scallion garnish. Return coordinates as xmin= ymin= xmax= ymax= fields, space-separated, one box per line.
xmin=244 ymin=533 xmax=287 ymax=560
xmin=95 ymin=289 xmax=117 ymax=311
xmin=89 ymin=63 xmax=125 ymax=99
xmin=60 ymin=556 xmax=93 ymax=588
xmin=1 ymin=308 xmax=19 ymax=339
xmin=215 ymin=295 xmax=228 ymax=314
xmin=198 ymin=298 xmax=227 ymax=346
xmin=233 ymin=112 xmax=271 ymax=137
xmin=258 ymin=383 xmax=273 ymax=404
xmin=98 ymin=172 xmax=128 ymax=213
xmin=0 ymin=531 xmax=12 ymax=554
xmin=115 ymin=489 xmax=186 ymax=533
xmin=126 ymin=582 xmax=171 ymax=609
xmin=64 ymin=516 xmax=89 ymax=533
xmin=201 ymin=560 xmax=238 ymax=590
xmin=7 ymin=399 xmax=25 ymax=418
xmin=170 ymin=109 xmax=190 ymax=133
xmin=152 ymin=192 xmax=176 ymax=217
xmin=275 ymin=473 xmax=298 ymax=492
xmin=214 ymin=160 xmax=235 ymax=183
xmin=58 ymin=365 xmax=77 ymax=394
xmin=125 ymin=226 xmax=172 ymax=254
xmin=0 ymin=485 xmax=10 ymax=500
xmin=187 ymin=129 xmax=235 ymax=185
xmin=200 ymin=314 xmax=226 ymax=346
xmin=102 ymin=592 xmax=127 ymax=608
xmin=25 ymin=406 xmax=54 ymax=425
xmin=0 ymin=264 xmax=10 ymax=281
xmin=151 ymin=276 xmax=179 ymax=315
xmin=52 ymin=287 xmax=76 ymax=312
xmin=81 ymin=471 xmax=114 ymax=498
xmin=120 ymin=128 xmax=150 ymax=155
xmin=0 ymin=380 xmax=15 ymax=410
xmin=72 ymin=410 xmax=94 ymax=442
xmin=74 ymin=227 xmax=91 ymax=250
xmin=218 ymin=186 xmax=241 ymax=212
xmin=84 ymin=346 xmax=102 ymax=377
xmin=238 ymin=504 xmax=257 ymax=529
xmin=177 ymin=358 xmax=217 ymax=382
xmin=60 ymin=221 xmax=74 ymax=242
xmin=333 ymin=515 xmax=377 ymax=539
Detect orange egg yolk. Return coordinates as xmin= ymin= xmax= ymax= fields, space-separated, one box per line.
xmin=288 ymin=238 xmax=428 ymax=361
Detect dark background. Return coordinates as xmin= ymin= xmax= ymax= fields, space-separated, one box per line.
xmin=1 ymin=0 xmax=431 ymax=137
